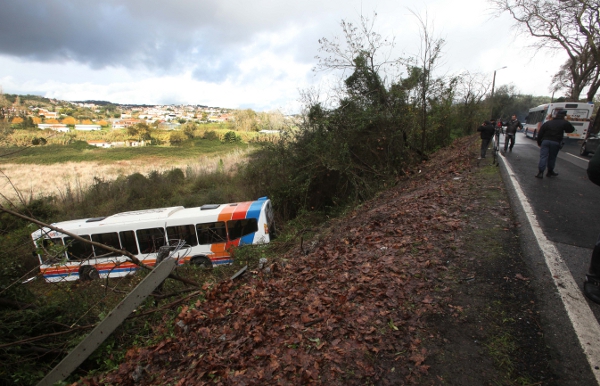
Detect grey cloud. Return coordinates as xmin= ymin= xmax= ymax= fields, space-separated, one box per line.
xmin=0 ymin=0 xmax=348 ymax=82
xmin=192 ymin=56 xmax=239 ymax=83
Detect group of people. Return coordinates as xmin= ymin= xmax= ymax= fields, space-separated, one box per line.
xmin=476 ymin=114 xmax=523 ymax=159
xmin=477 ymin=110 xmax=600 ymax=305
xmin=477 ymin=110 xmax=575 ymax=177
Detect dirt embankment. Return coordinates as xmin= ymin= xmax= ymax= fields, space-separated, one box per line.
xmin=81 ymin=137 xmax=560 ymax=385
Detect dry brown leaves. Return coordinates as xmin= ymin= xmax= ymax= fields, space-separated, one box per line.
xmin=83 ymin=137 xmax=477 ymax=386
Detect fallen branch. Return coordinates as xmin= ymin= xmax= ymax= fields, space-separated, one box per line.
xmin=0 ymin=324 xmax=95 ymax=349
xmin=304 ymin=317 xmax=324 ymax=327
xmin=126 ymin=290 xmax=204 ymax=320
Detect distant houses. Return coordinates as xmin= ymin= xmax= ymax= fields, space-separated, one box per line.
xmin=86 ymin=140 xmax=146 ymax=148
xmin=38 ymin=123 xmax=68 ymax=132
xmin=37 ymin=109 xmax=59 ymax=119
xmin=158 ymin=122 xmax=180 ymax=130
xmin=87 ymin=140 xmax=111 ymax=148
xmin=112 ymin=119 xmax=142 ymax=129
xmin=37 ymin=123 xmax=102 ymax=131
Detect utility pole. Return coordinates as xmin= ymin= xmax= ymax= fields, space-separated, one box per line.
xmin=490 ymin=66 xmax=507 ymax=120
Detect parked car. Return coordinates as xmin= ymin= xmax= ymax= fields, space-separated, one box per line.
xmin=580 ymin=133 xmax=600 ymax=156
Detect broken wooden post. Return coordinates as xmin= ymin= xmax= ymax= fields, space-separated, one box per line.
xmin=36 ymin=244 xmax=184 ymax=386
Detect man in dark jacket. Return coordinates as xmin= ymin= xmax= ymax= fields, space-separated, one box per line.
xmin=535 ymin=110 xmax=575 ymax=178
xmin=504 ymin=115 xmax=523 ymax=152
xmin=583 ymin=149 xmax=600 ymax=303
xmin=477 ymin=120 xmax=495 ymax=159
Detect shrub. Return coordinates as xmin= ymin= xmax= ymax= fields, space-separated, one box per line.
xmin=202 ymin=131 xmax=219 ymax=140
xmin=168 ymin=130 xmax=187 ymax=145
xmin=222 ymin=131 xmax=241 ymax=143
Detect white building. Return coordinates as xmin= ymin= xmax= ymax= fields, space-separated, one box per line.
xmin=75 ymin=124 xmax=101 ymax=131
xmin=38 ymin=124 xmax=69 ymax=132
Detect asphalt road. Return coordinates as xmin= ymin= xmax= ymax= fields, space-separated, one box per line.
xmin=497 ymin=132 xmax=600 ymax=384
xmin=500 ymin=133 xmax=600 ymax=283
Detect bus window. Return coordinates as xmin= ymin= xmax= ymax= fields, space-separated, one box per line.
xmin=91 ymin=232 xmax=121 ymax=257
xmin=227 ymin=219 xmax=258 ymax=240
xmin=197 ymin=222 xmax=227 ymax=244
xmin=64 ymin=235 xmax=94 ymax=261
xmin=119 ymin=230 xmax=139 ymax=255
xmin=167 ymin=224 xmax=198 ymax=246
xmin=136 ymin=228 xmax=166 ymax=254
xmin=38 ymin=237 xmax=66 ymax=262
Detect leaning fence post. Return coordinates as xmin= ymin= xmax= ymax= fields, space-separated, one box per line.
xmin=37 ymin=251 xmax=179 ymax=386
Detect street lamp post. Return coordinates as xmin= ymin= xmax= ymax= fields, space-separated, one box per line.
xmin=490 ymin=66 xmax=507 ymax=120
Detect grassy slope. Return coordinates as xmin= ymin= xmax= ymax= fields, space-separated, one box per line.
xmin=0 ymin=139 xmax=253 ymax=165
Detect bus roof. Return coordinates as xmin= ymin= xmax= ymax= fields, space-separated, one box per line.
xmin=31 ymin=198 xmax=269 ymax=240
xmin=530 ymin=102 xmax=594 ymax=111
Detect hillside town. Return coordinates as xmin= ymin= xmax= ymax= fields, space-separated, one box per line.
xmin=4 ymin=97 xmax=235 ymax=132
xmin=0 ymin=93 xmax=296 ymax=148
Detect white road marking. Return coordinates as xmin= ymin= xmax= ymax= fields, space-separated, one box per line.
xmin=565 ymin=152 xmax=590 ymax=162
xmin=501 ymin=158 xmax=600 ymax=384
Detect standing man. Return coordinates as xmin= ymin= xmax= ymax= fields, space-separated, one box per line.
xmin=583 ymin=148 xmax=600 ymax=303
xmin=504 ymin=115 xmax=523 ymax=152
xmin=477 ymin=120 xmax=495 ymax=159
xmin=535 ymin=110 xmax=575 ymax=178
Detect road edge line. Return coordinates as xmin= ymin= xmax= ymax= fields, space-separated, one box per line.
xmin=501 ymin=157 xmax=600 ymax=384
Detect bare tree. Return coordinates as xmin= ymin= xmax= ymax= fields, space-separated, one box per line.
xmin=550 ymin=46 xmax=600 ymax=100
xmin=492 ymin=0 xmax=600 ymax=101
xmin=455 ymin=71 xmax=491 ymax=132
xmin=408 ymin=10 xmax=446 ymax=153
xmin=314 ymin=13 xmax=402 ymax=90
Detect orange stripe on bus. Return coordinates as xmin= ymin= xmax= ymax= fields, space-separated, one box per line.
xmin=231 ymin=201 xmax=252 ymax=220
xmin=211 ymin=243 xmax=226 ymax=253
xmin=218 ymin=204 xmax=236 ymax=222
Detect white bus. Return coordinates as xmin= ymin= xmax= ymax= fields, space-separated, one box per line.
xmin=32 ymin=197 xmax=275 ymax=283
xmin=524 ymin=102 xmax=594 ymax=140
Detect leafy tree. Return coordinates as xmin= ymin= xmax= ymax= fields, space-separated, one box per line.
xmin=62 ymin=116 xmax=77 ymax=125
xmin=181 ymin=122 xmax=197 ymax=139
xmin=169 ymin=130 xmax=187 ymax=145
xmin=127 ymin=122 xmax=154 ymax=142
xmin=232 ymin=109 xmax=258 ymax=131
xmin=222 ymin=131 xmax=241 ymax=143
xmin=242 ymin=14 xmax=495 ymax=220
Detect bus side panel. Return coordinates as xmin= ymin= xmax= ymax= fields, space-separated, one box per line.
xmin=96 ymin=259 xmax=144 ymax=278
xmin=209 ymin=242 xmax=234 ymax=265
xmin=239 ymin=200 xmax=266 ymax=246
xmin=41 ymin=265 xmax=80 ymax=282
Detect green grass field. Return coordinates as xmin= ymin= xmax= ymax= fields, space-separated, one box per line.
xmin=0 ymin=138 xmax=253 ymax=165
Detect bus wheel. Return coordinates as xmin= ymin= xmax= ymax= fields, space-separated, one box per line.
xmin=581 ymin=143 xmax=590 ymax=156
xmin=191 ymin=257 xmax=213 ymax=270
xmin=80 ymin=266 xmax=100 ymax=281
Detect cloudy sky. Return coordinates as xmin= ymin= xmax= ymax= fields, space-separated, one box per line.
xmin=0 ymin=0 xmax=567 ymax=113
